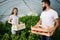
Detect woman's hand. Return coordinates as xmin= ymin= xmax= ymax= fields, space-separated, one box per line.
xmin=8 ymin=19 xmax=12 ymax=24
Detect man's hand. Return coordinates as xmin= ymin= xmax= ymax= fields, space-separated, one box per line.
xmin=49 ymin=27 xmax=56 ymax=36
xmin=33 ymin=25 xmax=39 ymax=28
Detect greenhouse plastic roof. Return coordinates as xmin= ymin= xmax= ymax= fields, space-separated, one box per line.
xmin=0 ymin=0 xmax=60 ymax=22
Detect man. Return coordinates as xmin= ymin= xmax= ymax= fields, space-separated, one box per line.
xmin=34 ymin=0 xmax=59 ymax=40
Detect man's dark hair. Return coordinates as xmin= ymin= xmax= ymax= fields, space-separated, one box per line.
xmin=42 ymin=0 xmax=50 ymax=6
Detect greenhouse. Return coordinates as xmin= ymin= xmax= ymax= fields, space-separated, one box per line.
xmin=0 ymin=0 xmax=60 ymax=40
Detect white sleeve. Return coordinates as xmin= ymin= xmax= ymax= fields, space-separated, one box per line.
xmin=53 ymin=12 xmax=59 ymax=19
xmin=40 ymin=12 xmax=43 ymax=18
xmin=9 ymin=15 xmax=12 ymax=19
xmin=40 ymin=14 xmax=42 ymax=18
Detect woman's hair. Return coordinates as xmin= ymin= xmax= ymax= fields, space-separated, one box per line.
xmin=11 ymin=7 xmax=18 ymax=15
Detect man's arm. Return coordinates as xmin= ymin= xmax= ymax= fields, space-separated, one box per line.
xmin=34 ymin=18 xmax=42 ymax=28
xmin=54 ymin=18 xmax=59 ymax=29
xmin=50 ymin=18 xmax=59 ymax=36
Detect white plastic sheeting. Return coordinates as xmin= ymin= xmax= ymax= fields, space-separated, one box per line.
xmin=0 ymin=0 xmax=60 ymax=22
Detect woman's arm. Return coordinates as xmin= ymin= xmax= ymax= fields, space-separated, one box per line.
xmin=8 ymin=19 xmax=12 ymax=24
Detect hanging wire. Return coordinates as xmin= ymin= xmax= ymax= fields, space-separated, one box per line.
xmin=22 ymin=0 xmax=33 ymax=12
xmin=56 ymin=0 xmax=60 ymax=4
xmin=0 ymin=0 xmax=40 ymax=19
xmin=0 ymin=0 xmax=23 ymax=19
xmin=0 ymin=0 xmax=7 ymax=4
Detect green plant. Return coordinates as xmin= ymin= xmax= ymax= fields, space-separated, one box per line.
xmin=11 ymin=34 xmax=19 ymax=40
xmin=19 ymin=16 xmax=40 ymax=30
xmin=27 ymin=33 xmax=40 ymax=40
xmin=4 ymin=21 xmax=11 ymax=34
xmin=0 ymin=16 xmax=60 ymax=40
xmin=53 ymin=27 xmax=60 ymax=40
xmin=2 ymin=33 xmax=9 ymax=40
xmin=19 ymin=16 xmax=40 ymax=40
xmin=19 ymin=31 xmax=27 ymax=40
xmin=0 ymin=21 xmax=5 ymax=35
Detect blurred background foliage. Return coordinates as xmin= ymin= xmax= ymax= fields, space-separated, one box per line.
xmin=0 ymin=16 xmax=60 ymax=40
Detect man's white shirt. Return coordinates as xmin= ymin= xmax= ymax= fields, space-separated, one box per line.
xmin=40 ymin=9 xmax=58 ymax=27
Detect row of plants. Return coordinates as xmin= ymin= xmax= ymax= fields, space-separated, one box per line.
xmin=0 ymin=16 xmax=60 ymax=40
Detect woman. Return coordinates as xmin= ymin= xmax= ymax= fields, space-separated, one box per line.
xmin=8 ymin=7 xmax=20 ymax=34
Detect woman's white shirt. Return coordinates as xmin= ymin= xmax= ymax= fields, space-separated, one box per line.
xmin=9 ymin=15 xmax=18 ymax=30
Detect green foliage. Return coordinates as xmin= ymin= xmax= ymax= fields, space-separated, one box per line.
xmin=28 ymin=33 xmax=40 ymax=40
xmin=53 ymin=27 xmax=60 ymax=40
xmin=2 ymin=33 xmax=9 ymax=40
xmin=4 ymin=21 xmax=11 ymax=33
xmin=19 ymin=31 xmax=27 ymax=40
xmin=0 ymin=21 xmax=11 ymax=35
xmin=0 ymin=21 xmax=5 ymax=35
xmin=0 ymin=16 xmax=60 ymax=40
xmin=11 ymin=34 xmax=20 ymax=40
xmin=19 ymin=16 xmax=40 ymax=30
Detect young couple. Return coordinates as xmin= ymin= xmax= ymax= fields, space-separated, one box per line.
xmin=8 ymin=0 xmax=59 ymax=40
